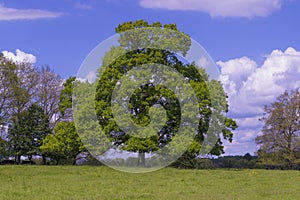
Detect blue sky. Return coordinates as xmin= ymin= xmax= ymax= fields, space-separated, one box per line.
xmin=1 ymin=0 xmax=300 ymax=155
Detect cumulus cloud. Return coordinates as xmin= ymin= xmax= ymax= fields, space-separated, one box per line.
xmin=219 ymin=47 xmax=300 ymax=155
xmin=219 ymin=47 xmax=300 ymax=116
xmin=218 ymin=57 xmax=257 ymax=99
xmin=2 ymin=49 xmax=37 ymax=64
xmin=0 ymin=4 xmax=63 ymax=21
xmin=139 ymin=0 xmax=284 ymax=18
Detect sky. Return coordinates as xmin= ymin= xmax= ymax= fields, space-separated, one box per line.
xmin=1 ymin=0 xmax=300 ymax=156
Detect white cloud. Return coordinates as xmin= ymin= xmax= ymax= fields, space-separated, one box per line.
xmin=75 ymin=2 xmax=92 ymax=10
xmin=218 ymin=57 xmax=257 ymax=99
xmin=2 ymin=49 xmax=37 ymax=64
xmin=139 ymin=0 xmax=284 ymax=18
xmin=0 ymin=4 xmax=63 ymax=21
xmin=219 ymin=47 xmax=300 ymax=155
xmin=219 ymin=47 xmax=300 ymax=116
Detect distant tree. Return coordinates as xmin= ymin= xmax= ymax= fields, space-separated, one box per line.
xmin=37 ymin=66 xmax=64 ymax=129
xmin=256 ymin=90 xmax=300 ymax=169
xmin=40 ymin=121 xmax=84 ymax=165
xmin=211 ymin=155 xmax=258 ymax=169
xmin=7 ymin=104 xmax=50 ymax=163
xmin=243 ymin=153 xmax=252 ymax=161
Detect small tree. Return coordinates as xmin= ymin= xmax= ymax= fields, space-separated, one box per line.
xmin=41 ymin=121 xmax=84 ymax=165
xmin=256 ymin=90 xmax=300 ymax=169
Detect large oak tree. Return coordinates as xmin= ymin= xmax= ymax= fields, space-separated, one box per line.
xmin=95 ymin=20 xmax=237 ymax=166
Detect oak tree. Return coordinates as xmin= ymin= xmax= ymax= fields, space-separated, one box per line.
xmin=95 ymin=20 xmax=237 ymax=167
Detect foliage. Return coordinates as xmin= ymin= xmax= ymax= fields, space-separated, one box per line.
xmin=95 ymin=20 xmax=237 ymax=166
xmin=73 ymin=81 xmax=110 ymax=158
xmin=256 ymin=90 xmax=300 ymax=169
xmin=0 ymin=56 xmax=67 ymax=163
xmin=40 ymin=121 xmax=84 ymax=165
xmin=0 ymin=55 xmax=17 ymax=126
xmin=0 ymin=55 xmax=39 ymax=127
xmin=7 ymin=61 xmax=39 ymax=117
xmin=0 ymin=137 xmax=8 ymax=160
xmin=40 ymin=76 xmax=86 ymax=165
xmin=59 ymin=76 xmax=76 ymax=120
xmin=212 ymin=154 xmax=258 ymax=169
xmin=7 ymin=104 xmax=50 ymax=163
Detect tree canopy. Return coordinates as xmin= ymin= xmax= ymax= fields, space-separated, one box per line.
xmin=94 ymin=20 xmax=237 ymax=167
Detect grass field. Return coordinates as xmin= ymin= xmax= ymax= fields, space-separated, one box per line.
xmin=0 ymin=166 xmax=299 ymax=200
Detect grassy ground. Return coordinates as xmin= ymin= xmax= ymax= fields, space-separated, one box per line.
xmin=0 ymin=166 xmax=299 ymax=200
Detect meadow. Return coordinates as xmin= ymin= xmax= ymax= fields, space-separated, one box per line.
xmin=0 ymin=166 xmax=299 ymax=200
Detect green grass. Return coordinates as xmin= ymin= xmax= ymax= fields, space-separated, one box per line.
xmin=0 ymin=166 xmax=299 ymax=200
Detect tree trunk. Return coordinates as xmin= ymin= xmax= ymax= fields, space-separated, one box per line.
xmin=287 ymin=133 xmax=293 ymax=169
xmin=72 ymin=157 xmax=77 ymax=165
xmin=42 ymin=154 xmax=46 ymax=165
xmin=137 ymin=151 xmax=145 ymax=167
xmin=56 ymin=158 xmax=60 ymax=165
xmin=15 ymin=155 xmax=21 ymax=164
